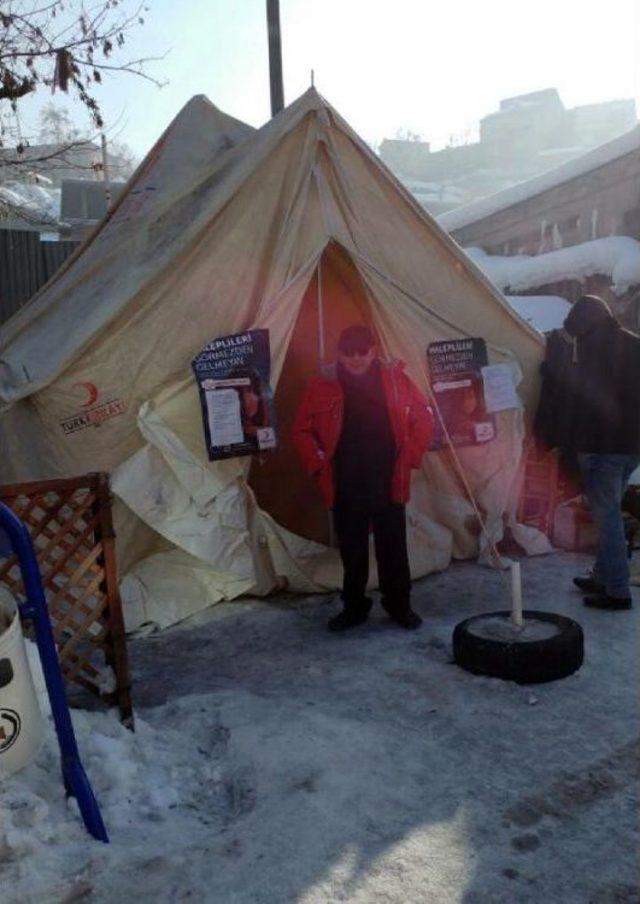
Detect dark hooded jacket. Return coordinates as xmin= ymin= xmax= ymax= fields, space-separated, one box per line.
xmin=534 ymin=295 xmax=640 ymax=454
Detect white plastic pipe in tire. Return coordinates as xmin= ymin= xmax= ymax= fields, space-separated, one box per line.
xmin=511 ymin=561 xmax=524 ymax=629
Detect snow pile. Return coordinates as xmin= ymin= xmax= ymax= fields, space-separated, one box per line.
xmin=439 ymin=126 xmax=640 ymax=231
xmin=467 ymin=237 xmax=640 ymax=295
xmin=0 ymin=696 xmax=239 ymax=903
xmin=505 ymin=295 xmax=571 ymax=333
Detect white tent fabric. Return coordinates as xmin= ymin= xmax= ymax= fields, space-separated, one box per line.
xmin=0 ymin=90 xmax=547 ymax=630
xmin=0 ymin=95 xmax=255 ymax=403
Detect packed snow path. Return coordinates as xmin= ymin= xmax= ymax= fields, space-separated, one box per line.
xmin=1 ymin=553 xmax=638 ymax=903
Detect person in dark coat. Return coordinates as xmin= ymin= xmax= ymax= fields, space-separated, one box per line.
xmin=534 ymin=295 xmax=640 ymax=609
xmin=292 ymin=325 xmax=433 ymax=631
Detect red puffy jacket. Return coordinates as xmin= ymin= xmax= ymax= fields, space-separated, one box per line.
xmin=292 ymin=360 xmax=433 ymax=509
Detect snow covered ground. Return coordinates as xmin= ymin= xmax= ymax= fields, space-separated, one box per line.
xmin=1 ymin=552 xmax=638 ymax=903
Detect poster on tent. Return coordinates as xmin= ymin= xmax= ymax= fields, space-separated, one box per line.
xmin=427 ymin=338 xmax=497 ymax=449
xmin=192 ymin=328 xmax=277 ymax=461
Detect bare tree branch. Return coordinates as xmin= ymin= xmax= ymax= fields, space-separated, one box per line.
xmin=0 ymin=0 xmax=161 ymax=135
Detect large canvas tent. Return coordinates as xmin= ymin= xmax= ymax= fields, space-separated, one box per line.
xmin=0 ymin=90 xmax=546 ymax=630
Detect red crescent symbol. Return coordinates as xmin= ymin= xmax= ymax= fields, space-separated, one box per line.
xmin=74 ymin=382 xmax=99 ymax=408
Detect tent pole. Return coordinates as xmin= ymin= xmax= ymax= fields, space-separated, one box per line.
xmin=317 ymin=258 xmax=325 ymax=364
xmin=317 ymin=258 xmax=335 ymax=548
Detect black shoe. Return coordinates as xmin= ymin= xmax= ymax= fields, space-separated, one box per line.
xmin=328 ymin=599 xmax=372 ymax=633
xmin=583 ymin=594 xmax=632 ymax=611
xmin=391 ymin=610 xmax=423 ymax=630
xmin=573 ymin=575 xmax=605 ymax=594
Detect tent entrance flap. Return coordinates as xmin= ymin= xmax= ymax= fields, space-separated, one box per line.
xmin=248 ymin=244 xmax=371 ymax=545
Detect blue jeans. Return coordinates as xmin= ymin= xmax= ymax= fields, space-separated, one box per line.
xmin=578 ymin=453 xmax=640 ymax=598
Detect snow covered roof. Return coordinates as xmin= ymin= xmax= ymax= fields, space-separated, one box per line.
xmin=466 ymin=237 xmax=640 ymax=295
xmin=0 ymin=182 xmax=61 ymax=226
xmin=404 ymin=181 xmax=468 ymax=203
xmin=439 ymin=126 xmax=640 ymax=232
xmin=505 ymin=295 xmax=571 ymax=333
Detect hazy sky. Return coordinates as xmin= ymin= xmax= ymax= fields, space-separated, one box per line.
xmin=17 ymin=0 xmax=640 ymax=157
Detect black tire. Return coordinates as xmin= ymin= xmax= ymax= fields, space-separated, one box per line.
xmin=453 ymin=610 xmax=584 ymax=684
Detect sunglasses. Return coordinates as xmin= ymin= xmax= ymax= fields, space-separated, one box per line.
xmin=340 ymin=345 xmax=373 ymax=357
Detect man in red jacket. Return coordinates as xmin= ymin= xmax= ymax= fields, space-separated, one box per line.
xmin=292 ymin=325 xmax=433 ymax=632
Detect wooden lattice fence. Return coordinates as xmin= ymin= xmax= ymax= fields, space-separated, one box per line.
xmin=0 ymin=474 xmax=133 ymax=726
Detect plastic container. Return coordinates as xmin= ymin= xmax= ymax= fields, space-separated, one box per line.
xmin=0 ymin=587 xmax=45 ymax=777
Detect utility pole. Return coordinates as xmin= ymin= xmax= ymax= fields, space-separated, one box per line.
xmin=266 ymin=0 xmax=284 ymax=116
xmin=100 ymin=133 xmax=112 ymax=211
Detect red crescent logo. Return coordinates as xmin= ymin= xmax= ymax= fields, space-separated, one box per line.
xmin=74 ymin=382 xmax=99 ymax=408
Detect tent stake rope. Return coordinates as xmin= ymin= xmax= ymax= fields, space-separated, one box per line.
xmin=426 ymin=386 xmax=514 ymax=600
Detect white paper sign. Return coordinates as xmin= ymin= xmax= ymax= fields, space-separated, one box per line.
xmin=257 ymin=427 xmax=277 ymax=450
xmin=433 ymin=378 xmax=473 ymax=392
xmin=474 ymin=421 xmax=496 ymax=443
xmin=205 ymin=388 xmax=244 ymax=446
xmin=481 ymin=364 xmax=521 ymax=413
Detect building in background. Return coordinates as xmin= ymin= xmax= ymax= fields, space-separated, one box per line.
xmin=0 ymin=140 xmax=132 ymax=189
xmin=439 ymin=127 xmax=640 ymax=330
xmin=381 ymin=89 xmax=637 ymax=215
xmin=0 ymin=141 xmax=132 ymax=319
xmin=439 ymin=127 xmax=640 ymax=253
xmin=60 ymin=180 xmax=126 ymax=241
xmin=0 ymin=139 xmax=133 ymax=234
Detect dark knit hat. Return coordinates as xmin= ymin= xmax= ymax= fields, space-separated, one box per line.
xmin=337 ymin=324 xmax=376 ymax=354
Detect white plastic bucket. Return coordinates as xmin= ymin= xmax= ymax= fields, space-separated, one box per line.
xmin=0 ymin=588 xmax=45 ymax=778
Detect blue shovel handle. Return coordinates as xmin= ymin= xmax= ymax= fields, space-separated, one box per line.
xmin=0 ymin=502 xmax=108 ymax=842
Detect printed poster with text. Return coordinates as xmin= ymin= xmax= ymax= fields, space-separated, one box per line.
xmin=427 ymin=338 xmax=496 ymax=449
xmin=192 ymin=329 xmax=277 ymax=461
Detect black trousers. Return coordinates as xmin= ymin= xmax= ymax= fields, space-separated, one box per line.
xmin=333 ymin=503 xmax=412 ymax=617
